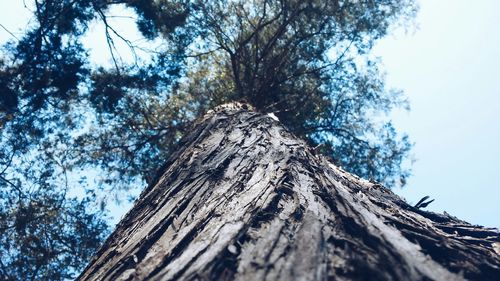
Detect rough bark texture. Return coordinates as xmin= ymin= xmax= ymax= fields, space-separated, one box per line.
xmin=78 ymin=103 xmax=499 ymax=281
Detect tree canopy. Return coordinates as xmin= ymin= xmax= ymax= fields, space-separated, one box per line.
xmin=0 ymin=0 xmax=417 ymax=279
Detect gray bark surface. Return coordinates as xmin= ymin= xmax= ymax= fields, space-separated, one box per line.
xmin=78 ymin=103 xmax=499 ymax=281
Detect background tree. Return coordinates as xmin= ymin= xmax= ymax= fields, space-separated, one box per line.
xmin=0 ymin=0 xmax=417 ymax=279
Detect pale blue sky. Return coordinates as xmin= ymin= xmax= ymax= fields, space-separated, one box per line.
xmin=1 ymin=1 xmax=498 ymax=227
xmin=373 ymin=0 xmax=500 ymax=227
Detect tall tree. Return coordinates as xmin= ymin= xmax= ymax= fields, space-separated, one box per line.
xmin=0 ymin=0 xmax=417 ymax=279
xmin=78 ymin=103 xmax=500 ymax=281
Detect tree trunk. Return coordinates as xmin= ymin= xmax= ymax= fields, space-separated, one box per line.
xmin=78 ymin=103 xmax=499 ymax=281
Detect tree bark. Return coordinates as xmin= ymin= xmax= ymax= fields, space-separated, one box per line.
xmin=78 ymin=103 xmax=499 ymax=281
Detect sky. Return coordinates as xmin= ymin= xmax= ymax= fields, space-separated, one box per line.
xmin=373 ymin=0 xmax=500 ymax=227
xmin=0 ymin=1 xmax=498 ymax=227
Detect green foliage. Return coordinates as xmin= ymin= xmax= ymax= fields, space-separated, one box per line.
xmin=179 ymin=0 xmax=416 ymax=185
xmin=0 ymin=0 xmax=417 ymax=279
xmin=0 ymin=189 xmax=109 ymax=280
xmin=0 ymin=1 xmax=187 ymax=279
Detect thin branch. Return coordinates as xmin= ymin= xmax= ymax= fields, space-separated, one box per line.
xmin=184 ymin=47 xmax=222 ymax=58
xmin=0 ymin=174 xmax=25 ymax=199
xmin=97 ymin=9 xmax=122 ymax=72
xmin=0 ymin=24 xmax=19 ymax=40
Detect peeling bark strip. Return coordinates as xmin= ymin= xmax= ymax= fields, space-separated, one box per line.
xmin=78 ymin=103 xmax=500 ymax=281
